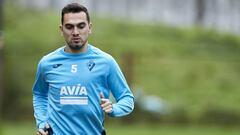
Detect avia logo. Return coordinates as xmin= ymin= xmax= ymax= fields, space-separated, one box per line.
xmin=60 ymin=84 xmax=88 ymax=105
xmin=60 ymin=84 xmax=87 ymax=96
xmin=53 ymin=64 xmax=62 ymax=68
xmin=87 ymin=60 xmax=95 ymax=71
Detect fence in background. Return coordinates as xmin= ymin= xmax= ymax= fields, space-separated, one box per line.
xmin=16 ymin=0 xmax=240 ymax=34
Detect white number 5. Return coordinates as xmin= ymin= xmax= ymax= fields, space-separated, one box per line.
xmin=71 ymin=64 xmax=77 ymax=73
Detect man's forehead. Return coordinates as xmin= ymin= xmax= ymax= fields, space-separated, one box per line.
xmin=63 ymin=12 xmax=88 ymax=24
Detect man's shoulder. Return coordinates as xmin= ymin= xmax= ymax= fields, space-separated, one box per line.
xmin=39 ymin=47 xmax=63 ymax=64
xmin=89 ymin=45 xmax=114 ymax=61
xmin=89 ymin=45 xmax=119 ymax=71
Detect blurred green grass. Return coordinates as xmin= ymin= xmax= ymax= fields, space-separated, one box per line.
xmin=3 ymin=4 xmax=240 ymax=124
xmin=2 ymin=122 xmax=240 ymax=135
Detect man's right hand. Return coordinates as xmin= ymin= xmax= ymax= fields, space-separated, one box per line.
xmin=37 ymin=129 xmax=48 ymax=135
xmin=36 ymin=123 xmax=50 ymax=135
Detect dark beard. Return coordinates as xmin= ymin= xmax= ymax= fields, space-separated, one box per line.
xmin=68 ymin=44 xmax=84 ymax=51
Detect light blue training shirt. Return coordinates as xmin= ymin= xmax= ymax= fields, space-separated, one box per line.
xmin=33 ymin=44 xmax=134 ymax=135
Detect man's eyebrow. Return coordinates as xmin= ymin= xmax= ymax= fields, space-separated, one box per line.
xmin=64 ymin=23 xmax=74 ymax=26
xmin=65 ymin=22 xmax=86 ymax=25
xmin=78 ymin=22 xmax=86 ymax=25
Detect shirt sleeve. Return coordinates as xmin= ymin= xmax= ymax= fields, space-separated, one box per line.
xmin=106 ymin=57 xmax=134 ymax=117
xmin=32 ymin=59 xmax=49 ymax=129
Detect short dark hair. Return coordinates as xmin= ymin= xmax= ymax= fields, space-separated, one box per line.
xmin=61 ymin=3 xmax=90 ymax=24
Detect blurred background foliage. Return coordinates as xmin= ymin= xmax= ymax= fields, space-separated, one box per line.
xmin=2 ymin=1 xmax=240 ymax=134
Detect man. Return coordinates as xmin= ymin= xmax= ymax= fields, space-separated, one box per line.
xmin=33 ymin=3 xmax=134 ymax=135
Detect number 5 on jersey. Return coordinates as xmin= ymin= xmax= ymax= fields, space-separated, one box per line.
xmin=71 ymin=64 xmax=78 ymax=73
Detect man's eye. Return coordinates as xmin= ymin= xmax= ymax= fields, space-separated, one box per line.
xmin=78 ymin=23 xmax=86 ymax=29
xmin=65 ymin=25 xmax=73 ymax=29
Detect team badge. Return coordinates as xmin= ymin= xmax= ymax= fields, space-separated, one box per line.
xmin=87 ymin=60 xmax=95 ymax=71
xmin=53 ymin=64 xmax=62 ymax=68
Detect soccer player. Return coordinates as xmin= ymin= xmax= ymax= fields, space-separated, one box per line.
xmin=33 ymin=3 xmax=134 ymax=135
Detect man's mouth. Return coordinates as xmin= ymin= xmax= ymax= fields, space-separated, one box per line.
xmin=72 ymin=38 xmax=81 ymax=42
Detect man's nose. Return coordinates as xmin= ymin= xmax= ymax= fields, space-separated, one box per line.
xmin=72 ymin=27 xmax=80 ymax=35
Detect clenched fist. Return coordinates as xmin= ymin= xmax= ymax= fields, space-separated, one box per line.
xmin=100 ymin=92 xmax=113 ymax=113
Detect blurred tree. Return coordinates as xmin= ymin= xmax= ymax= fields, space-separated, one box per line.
xmin=0 ymin=0 xmax=4 ymax=118
xmin=122 ymin=52 xmax=134 ymax=87
xmin=195 ymin=0 xmax=205 ymax=25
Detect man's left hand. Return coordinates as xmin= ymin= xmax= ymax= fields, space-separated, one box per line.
xmin=100 ymin=92 xmax=113 ymax=113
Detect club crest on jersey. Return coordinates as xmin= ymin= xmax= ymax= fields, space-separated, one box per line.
xmin=53 ymin=64 xmax=62 ymax=68
xmin=87 ymin=60 xmax=95 ymax=71
xmin=60 ymin=84 xmax=88 ymax=105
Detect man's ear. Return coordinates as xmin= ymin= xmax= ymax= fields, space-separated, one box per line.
xmin=89 ymin=22 xmax=92 ymax=34
xmin=59 ymin=25 xmax=63 ymax=36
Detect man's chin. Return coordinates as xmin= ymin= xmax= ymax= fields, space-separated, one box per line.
xmin=69 ymin=44 xmax=84 ymax=50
